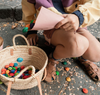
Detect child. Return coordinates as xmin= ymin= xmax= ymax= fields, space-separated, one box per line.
xmin=21 ymin=0 xmax=100 ymax=82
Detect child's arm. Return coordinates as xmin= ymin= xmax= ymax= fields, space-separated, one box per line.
xmin=76 ymin=0 xmax=100 ymax=28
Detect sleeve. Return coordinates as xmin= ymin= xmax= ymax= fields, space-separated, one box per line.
xmin=72 ymin=10 xmax=84 ymax=27
xmin=21 ymin=0 xmax=36 ymax=25
xmin=76 ymin=0 xmax=100 ymax=28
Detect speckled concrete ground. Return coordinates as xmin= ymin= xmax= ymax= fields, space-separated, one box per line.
xmin=0 ymin=0 xmax=100 ymax=95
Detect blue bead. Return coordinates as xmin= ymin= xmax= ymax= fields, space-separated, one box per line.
xmin=11 ymin=70 xmax=15 ymax=73
xmin=17 ymin=71 xmax=20 ymax=73
xmin=14 ymin=63 xmax=18 ymax=67
xmin=17 ymin=57 xmax=23 ymax=62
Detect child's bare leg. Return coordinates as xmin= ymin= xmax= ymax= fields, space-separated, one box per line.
xmin=50 ymin=29 xmax=89 ymax=59
xmin=77 ymin=28 xmax=100 ymax=62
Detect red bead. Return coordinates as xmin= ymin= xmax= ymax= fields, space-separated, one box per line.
xmin=15 ymin=67 xmax=18 ymax=70
xmin=9 ymin=73 xmax=14 ymax=76
xmin=23 ymin=75 xmax=29 ymax=79
xmin=82 ymin=88 xmax=88 ymax=94
xmin=14 ymin=70 xmax=17 ymax=74
xmin=21 ymin=66 xmax=25 ymax=70
xmin=1 ymin=71 xmax=6 ymax=74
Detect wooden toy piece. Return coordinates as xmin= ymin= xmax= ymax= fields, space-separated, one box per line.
xmin=17 ymin=57 xmax=23 ymax=62
xmin=14 ymin=63 xmax=18 ymax=67
xmin=25 ymin=24 xmax=30 ymax=29
xmin=22 ymin=27 xmax=28 ymax=33
xmin=66 ymin=77 xmax=71 ymax=82
xmin=63 ymin=61 xmax=67 ymax=65
xmin=21 ymin=66 xmax=25 ymax=70
xmin=8 ymin=67 xmax=12 ymax=70
xmin=65 ymin=67 xmax=70 ymax=71
xmin=56 ymin=71 xmax=59 ymax=75
xmin=1 ymin=68 xmax=6 ymax=72
xmin=9 ymin=63 xmax=14 ymax=67
xmin=5 ymin=65 xmax=9 ymax=68
xmin=82 ymin=88 xmax=88 ymax=94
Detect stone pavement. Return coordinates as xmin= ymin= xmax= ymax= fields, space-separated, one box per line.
xmin=0 ymin=0 xmax=100 ymax=95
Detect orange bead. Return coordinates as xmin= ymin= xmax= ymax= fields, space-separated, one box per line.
xmin=5 ymin=65 xmax=9 ymax=68
xmin=1 ymin=68 xmax=6 ymax=72
xmin=9 ymin=63 xmax=14 ymax=67
xmin=33 ymin=20 xmax=36 ymax=23
xmin=28 ymin=70 xmax=32 ymax=74
xmin=1 ymin=71 xmax=6 ymax=74
xmin=65 ymin=67 xmax=70 ymax=71
xmin=25 ymin=24 xmax=30 ymax=29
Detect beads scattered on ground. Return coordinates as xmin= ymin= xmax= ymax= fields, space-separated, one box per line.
xmin=65 ymin=67 xmax=70 ymax=71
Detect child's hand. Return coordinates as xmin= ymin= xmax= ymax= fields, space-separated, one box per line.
xmin=27 ymin=34 xmax=38 ymax=46
xmin=54 ymin=14 xmax=79 ymax=32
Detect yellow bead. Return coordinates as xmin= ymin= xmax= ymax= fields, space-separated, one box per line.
xmin=6 ymin=70 xmax=10 ymax=74
xmin=66 ymin=77 xmax=71 ymax=82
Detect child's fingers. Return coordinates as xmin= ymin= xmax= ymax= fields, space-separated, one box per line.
xmin=60 ymin=22 xmax=70 ymax=30
xmin=61 ymin=14 xmax=68 ymax=18
xmin=55 ymin=17 xmax=70 ymax=29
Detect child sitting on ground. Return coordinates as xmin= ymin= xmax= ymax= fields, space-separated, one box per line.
xmin=21 ymin=0 xmax=100 ymax=82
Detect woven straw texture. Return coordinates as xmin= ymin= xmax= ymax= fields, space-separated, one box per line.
xmin=0 ymin=34 xmax=48 ymax=90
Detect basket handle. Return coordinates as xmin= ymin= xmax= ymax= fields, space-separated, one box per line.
xmin=13 ymin=34 xmax=30 ymax=50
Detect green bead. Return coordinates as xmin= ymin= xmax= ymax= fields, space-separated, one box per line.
xmin=8 ymin=67 xmax=12 ymax=70
xmin=22 ymin=27 xmax=28 ymax=33
xmin=17 ymin=67 xmax=21 ymax=71
xmin=12 ymin=67 xmax=16 ymax=70
xmin=28 ymin=68 xmax=32 ymax=70
xmin=63 ymin=61 xmax=67 ymax=65
xmin=15 ymin=73 xmax=19 ymax=76
xmin=8 ymin=76 xmax=12 ymax=78
xmin=30 ymin=20 xmax=34 ymax=24
xmin=56 ymin=71 xmax=59 ymax=75
xmin=0 ymin=80 xmax=3 ymax=84
xmin=5 ymin=74 xmax=8 ymax=77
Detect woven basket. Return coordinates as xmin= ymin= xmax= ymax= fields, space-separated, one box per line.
xmin=0 ymin=34 xmax=48 ymax=95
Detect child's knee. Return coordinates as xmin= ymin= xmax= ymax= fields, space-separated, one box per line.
xmin=67 ymin=35 xmax=89 ymax=57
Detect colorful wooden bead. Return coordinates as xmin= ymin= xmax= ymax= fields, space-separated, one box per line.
xmin=14 ymin=70 xmax=17 ymax=74
xmin=82 ymin=88 xmax=88 ymax=94
xmin=28 ymin=70 xmax=32 ymax=74
xmin=65 ymin=67 xmax=70 ymax=71
xmin=17 ymin=57 xmax=23 ymax=62
xmin=22 ymin=27 xmax=28 ymax=33
xmin=30 ymin=20 xmax=34 ymax=23
xmin=11 ymin=70 xmax=15 ymax=73
xmin=17 ymin=71 xmax=20 ymax=73
xmin=17 ymin=67 xmax=21 ymax=71
xmin=15 ymin=73 xmax=19 ymax=76
xmin=63 ymin=61 xmax=67 ymax=65
xmin=30 ymin=23 xmax=35 ymax=29
xmin=1 ymin=71 xmax=6 ymax=74
xmin=9 ymin=63 xmax=14 ymax=67
xmin=6 ymin=70 xmax=10 ymax=74
xmin=25 ymin=24 xmax=30 ymax=29
xmin=14 ymin=63 xmax=18 ymax=67
xmin=9 ymin=73 xmax=14 ymax=76
xmin=5 ymin=74 xmax=8 ymax=77
xmin=66 ymin=77 xmax=71 ymax=82
xmin=56 ymin=71 xmax=59 ymax=75
xmin=21 ymin=66 xmax=25 ymax=70
xmin=8 ymin=67 xmax=12 ymax=70
xmin=5 ymin=65 xmax=9 ymax=68
xmin=1 ymin=68 xmax=6 ymax=72
xmin=0 ymin=80 xmax=3 ymax=84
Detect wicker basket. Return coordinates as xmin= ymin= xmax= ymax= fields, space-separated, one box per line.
xmin=0 ymin=34 xmax=48 ymax=95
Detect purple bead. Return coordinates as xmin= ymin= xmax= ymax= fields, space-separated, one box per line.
xmin=30 ymin=23 xmax=35 ymax=29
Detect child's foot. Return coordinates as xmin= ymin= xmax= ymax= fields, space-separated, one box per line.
xmin=44 ymin=58 xmax=59 ymax=83
xmin=78 ymin=57 xmax=100 ymax=81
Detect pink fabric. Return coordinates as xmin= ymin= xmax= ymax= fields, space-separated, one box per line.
xmin=32 ymin=6 xmax=64 ymax=30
